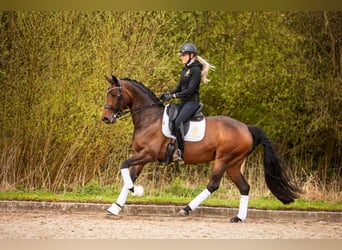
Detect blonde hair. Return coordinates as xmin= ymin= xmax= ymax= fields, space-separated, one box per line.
xmin=196 ymin=55 xmax=216 ymax=84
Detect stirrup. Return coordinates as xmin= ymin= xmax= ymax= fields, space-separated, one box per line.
xmin=173 ymin=149 xmax=184 ymax=164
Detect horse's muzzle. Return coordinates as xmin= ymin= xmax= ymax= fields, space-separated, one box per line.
xmin=101 ymin=115 xmax=116 ymax=124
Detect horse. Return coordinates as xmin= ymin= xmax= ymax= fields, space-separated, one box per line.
xmin=101 ymin=75 xmax=300 ymax=222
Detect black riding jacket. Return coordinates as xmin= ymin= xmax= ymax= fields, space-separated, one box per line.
xmin=170 ymin=60 xmax=202 ymax=103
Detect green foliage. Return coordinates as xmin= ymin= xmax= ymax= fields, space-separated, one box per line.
xmin=0 ymin=11 xmax=340 ymax=201
xmin=0 ymin=189 xmax=341 ymax=211
xmin=163 ymin=177 xmax=206 ymax=197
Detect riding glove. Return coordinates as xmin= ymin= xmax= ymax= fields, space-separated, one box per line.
xmin=160 ymin=93 xmax=173 ymax=102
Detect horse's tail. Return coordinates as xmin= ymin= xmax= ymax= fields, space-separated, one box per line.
xmin=247 ymin=125 xmax=300 ymax=204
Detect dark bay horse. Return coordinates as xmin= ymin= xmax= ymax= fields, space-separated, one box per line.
xmin=101 ymin=75 xmax=300 ymax=222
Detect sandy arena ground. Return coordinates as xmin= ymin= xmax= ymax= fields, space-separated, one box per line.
xmin=0 ymin=210 xmax=341 ymax=239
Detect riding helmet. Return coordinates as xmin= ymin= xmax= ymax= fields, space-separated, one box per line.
xmin=179 ymin=43 xmax=198 ymax=55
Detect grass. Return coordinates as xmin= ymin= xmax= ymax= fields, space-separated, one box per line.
xmin=0 ymin=183 xmax=341 ymax=212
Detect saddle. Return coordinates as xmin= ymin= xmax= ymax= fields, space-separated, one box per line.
xmin=166 ymin=103 xmax=204 ymax=136
xmin=162 ymin=103 xmax=206 ymax=165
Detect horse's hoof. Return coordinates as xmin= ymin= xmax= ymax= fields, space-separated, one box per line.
xmin=230 ymin=216 xmax=242 ymax=223
xmin=107 ymin=203 xmax=121 ymax=216
xmin=178 ymin=209 xmax=189 ymax=217
xmin=132 ymin=185 xmax=144 ymax=197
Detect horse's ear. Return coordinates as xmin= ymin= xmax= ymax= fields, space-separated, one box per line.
xmin=111 ymin=75 xmax=119 ymax=86
xmin=104 ymin=75 xmax=119 ymax=86
xmin=104 ymin=75 xmax=112 ymax=83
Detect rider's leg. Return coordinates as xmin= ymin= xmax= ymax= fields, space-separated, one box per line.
xmin=174 ymin=123 xmax=185 ymax=162
xmin=173 ymin=101 xmax=199 ymax=162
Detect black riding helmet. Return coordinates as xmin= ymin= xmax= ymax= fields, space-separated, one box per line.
xmin=179 ymin=43 xmax=198 ymax=55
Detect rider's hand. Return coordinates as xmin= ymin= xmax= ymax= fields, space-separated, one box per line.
xmin=160 ymin=93 xmax=173 ymax=102
xmin=159 ymin=93 xmax=166 ymax=100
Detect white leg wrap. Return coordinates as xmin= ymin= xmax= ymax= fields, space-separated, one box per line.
xmin=188 ymin=189 xmax=211 ymax=211
xmin=107 ymin=186 xmax=130 ymax=215
xmin=131 ymin=185 xmax=144 ymax=197
xmin=121 ymin=168 xmax=133 ymax=189
xmin=116 ymin=186 xmax=130 ymax=207
xmin=237 ymin=195 xmax=249 ymax=221
xmin=107 ymin=203 xmax=121 ymax=215
xmin=107 ymin=169 xmax=133 ymax=216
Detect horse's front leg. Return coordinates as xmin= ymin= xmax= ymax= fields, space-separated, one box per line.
xmin=107 ymin=154 xmax=151 ymax=216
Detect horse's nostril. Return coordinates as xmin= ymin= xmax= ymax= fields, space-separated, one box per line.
xmin=102 ymin=116 xmax=110 ymax=123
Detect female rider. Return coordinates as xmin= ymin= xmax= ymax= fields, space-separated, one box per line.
xmin=160 ymin=43 xmax=215 ymax=163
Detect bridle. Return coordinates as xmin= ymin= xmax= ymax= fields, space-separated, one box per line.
xmin=104 ymin=79 xmax=126 ymax=119
xmin=104 ymin=78 xmax=163 ymax=120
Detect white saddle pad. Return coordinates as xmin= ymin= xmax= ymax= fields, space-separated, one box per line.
xmin=162 ymin=104 xmax=206 ymax=142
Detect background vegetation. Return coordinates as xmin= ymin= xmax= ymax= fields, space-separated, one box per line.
xmin=0 ymin=11 xmax=341 ymax=203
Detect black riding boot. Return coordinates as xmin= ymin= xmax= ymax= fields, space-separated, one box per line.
xmin=173 ymin=123 xmax=185 ymax=164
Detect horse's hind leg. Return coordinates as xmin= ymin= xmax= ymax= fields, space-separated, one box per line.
xmin=226 ymin=162 xmax=250 ymax=223
xmin=179 ymin=160 xmax=226 ymax=216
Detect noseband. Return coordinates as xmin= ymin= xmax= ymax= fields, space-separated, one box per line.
xmin=104 ymin=79 xmax=125 ymax=118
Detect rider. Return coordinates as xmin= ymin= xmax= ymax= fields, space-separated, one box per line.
xmin=160 ymin=42 xmax=215 ymax=163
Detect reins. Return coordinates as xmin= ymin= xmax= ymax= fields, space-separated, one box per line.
xmin=117 ymin=102 xmax=164 ymax=120
xmin=104 ymin=78 xmax=164 ymax=121
xmin=131 ymin=102 xmax=164 ymax=115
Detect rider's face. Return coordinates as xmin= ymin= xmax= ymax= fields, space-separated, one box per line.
xmin=180 ymin=53 xmax=191 ymax=64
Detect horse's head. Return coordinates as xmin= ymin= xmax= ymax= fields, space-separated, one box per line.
xmin=101 ymin=75 xmax=127 ymax=124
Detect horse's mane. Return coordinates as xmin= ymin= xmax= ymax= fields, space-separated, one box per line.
xmin=123 ymin=78 xmax=160 ymax=103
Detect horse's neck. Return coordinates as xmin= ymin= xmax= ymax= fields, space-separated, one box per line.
xmin=131 ymin=106 xmax=163 ymax=129
xmin=125 ymin=83 xmax=163 ymax=129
